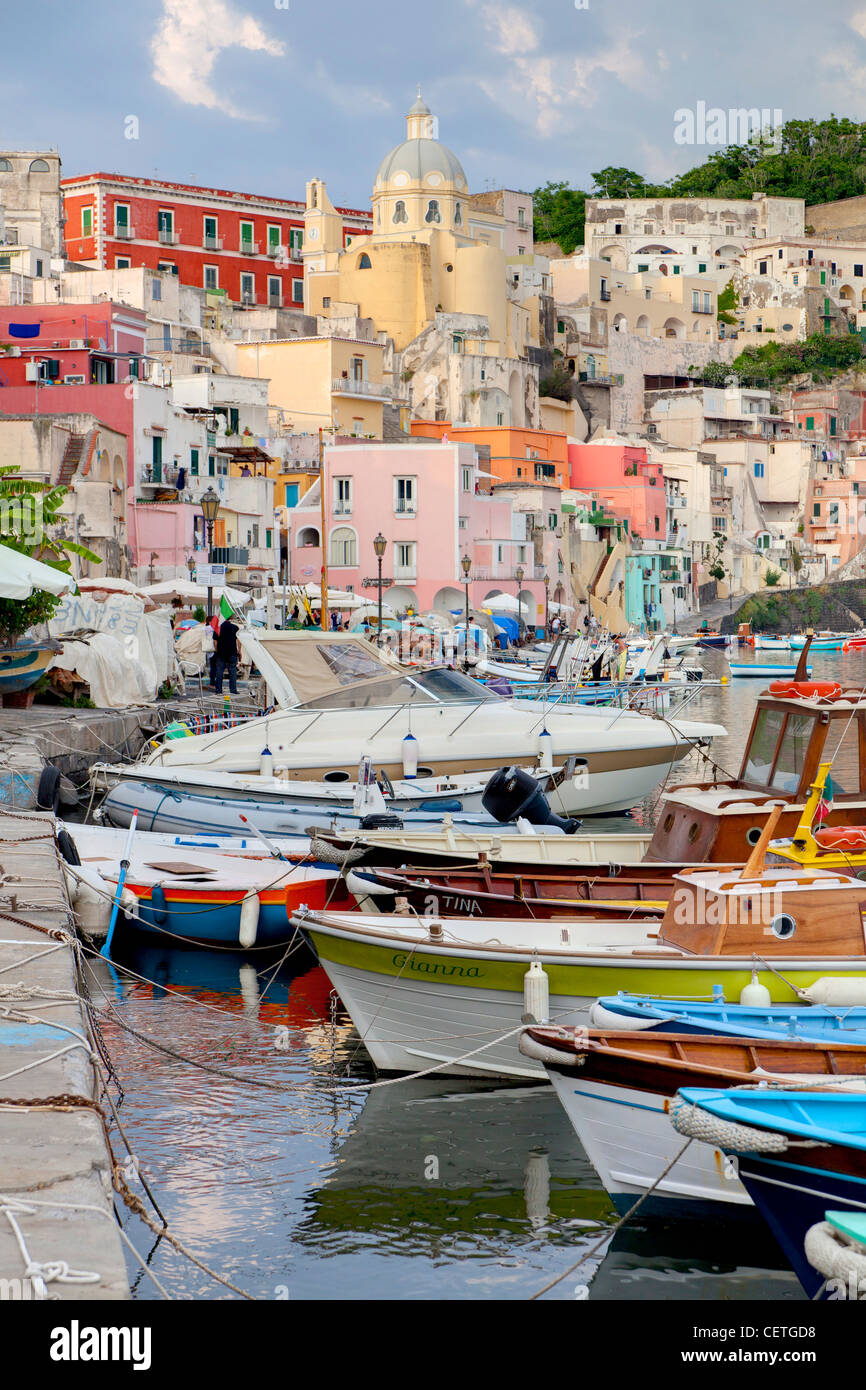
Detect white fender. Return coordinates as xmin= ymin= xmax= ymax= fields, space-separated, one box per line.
xmin=345 ymin=870 xmax=395 ymax=897
xmin=239 ymin=894 xmax=259 ymax=949
xmin=801 ymin=977 xmax=866 ymax=1006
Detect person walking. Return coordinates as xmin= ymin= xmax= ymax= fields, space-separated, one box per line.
xmin=214 ymin=614 xmax=240 ymax=695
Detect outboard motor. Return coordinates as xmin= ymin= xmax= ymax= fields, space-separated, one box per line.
xmin=482 ymin=766 xmax=581 ymax=834
xmin=359 ymin=813 xmax=403 ymax=829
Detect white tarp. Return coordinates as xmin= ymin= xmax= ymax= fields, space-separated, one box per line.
xmin=141 ymin=580 xmax=252 ymax=608
xmin=46 ymin=592 xmax=179 ymax=706
xmin=0 ymin=543 xmax=74 ymax=600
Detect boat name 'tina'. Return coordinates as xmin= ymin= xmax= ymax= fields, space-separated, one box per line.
xmin=392 ymin=952 xmax=482 ymax=978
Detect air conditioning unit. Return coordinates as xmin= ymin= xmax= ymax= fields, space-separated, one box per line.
xmin=69 ymin=339 xmax=85 ymax=349
xmin=6 ymin=346 xmax=20 ymax=357
xmin=63 ymin=374 xmax=86 ymax=385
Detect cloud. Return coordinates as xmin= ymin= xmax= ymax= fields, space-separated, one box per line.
xmin=307 ymin=61 xmax=391 ymax=118
xmin=151 ymin=0 xmax=286 ymax=120
xmin=470 ymin=1 xmax=649 ymax=135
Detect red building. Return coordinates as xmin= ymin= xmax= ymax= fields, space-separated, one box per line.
xmin=60 ymin=173 xmax=372 ymax=309
xmin=0 ymin=302 xmax=146 ymax=391
xmin=567 ymin=442 xmax=666 ymax=541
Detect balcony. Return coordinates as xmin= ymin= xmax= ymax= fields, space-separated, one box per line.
xmin=238 ymin=292 xmax=257 ymax=307
xmin=140 ymin=463 xmax=180 ymax=489
xmin=333 ymin=501 xmax=353 ymax=516
xmin=146 ymin=336 xmax=210 ymax=356
xmin=212 ymin=546 xmax=249 ymax=567
xmin=158 ymin=228 xmax=179 ymax=245
xmin=203 ymin=235 xmax=223 ymax=251
xmin=268 ymin=294 xmax=283 ymax=308
xmin=240 ymin=240 xmax=260 ymax=256
xmin=114 ymin=225 xmax=135 ymax=239
xmin=331 ymin=377 xmax=392 ymax=400
xmin=691 ymin=304 xmax=714 ymax=314
xmin=600 ymin=289 xmax=612 ymax=301
xmin=578 ymin=371 xmax=623 ymax=386
xmin=394 ymin=500 xmax=416 ymax=516
xmin=668 ymin=494 xmax=687 ymax=509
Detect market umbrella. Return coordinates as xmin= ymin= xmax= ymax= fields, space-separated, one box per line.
xmin=0 ymin=543 xmax=74 ymax=600
xmin=141 ymin=579 xmax=252 ymax=608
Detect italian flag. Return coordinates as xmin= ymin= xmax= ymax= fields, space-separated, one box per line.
xmin=814 ymin=774 xmax=836 ymax=824
xmin=219 ymin=593 xmax=234 ymax=620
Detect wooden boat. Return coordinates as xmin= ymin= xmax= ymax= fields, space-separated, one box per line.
xmin=728 ymin=661 xmax=811 ymax=679
xmin=0 ymin=642 xmax=57 ymax=697
xmin=790 ymin=633 xmax=847 ymax=651
xmin=589 ymin=992 xmax=866 ymax=1043
xmin=311 ymin=824 xmax=652 ymax=871
xmin=674 ymin=1087 xmax=866 ymax=1297
xmin=519 ymin=1026 xmax=866 ymax=1215
xmin=647 ymin=653 xmax=866 ymax=861
xmin=294 ymin=811 xmax=866 ymax=1079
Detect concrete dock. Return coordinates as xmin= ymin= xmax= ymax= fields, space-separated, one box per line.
xmin=0 ymin=810 xmax=129 ymax=1299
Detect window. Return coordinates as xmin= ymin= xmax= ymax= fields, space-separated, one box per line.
xmin=856 ymin=265 xmax=864 ymax=278
xmin=151 ymin=435 xmax=163 ymax=473
xmin=496 ymin=411 xmax=504 ymax=426
xmin=754 ymin=461 xmax=764 ymax=478
xmin=208 ymin=454 xmax=216 ymax=477
xmin=114 ymin=204 xmax=130 ymax=235
xmin=334 ymin=477 xmax=352 ymax=515
xmin=240 ymin=221 xmax=254 ymax=249
xmin=0 ymin=159 xmax=10 ymax=172
xmin=518 ymin=208 xmax=526 ymax=227
xmin=268 ymin=275 xmax=281 ymax=305
xmin=204 ymin=265 xmax=218 ymax=291
xmin=759 ymin=260 xmax=768 ymax=275
xmin=292 ymin=279 xmax=304 ymax=303
xmin=425 ymin=199 xmax=441 ymax=224
xmin=289 ymin=227 xmax=304 ymax=253
xmin=35 ymin=258 xmax=43 ymax=277
xmin=392 ymin=200 xmax=408 ymax=224
xmin=829 ymin=502 xmax=840 ymax=525
xmin=496 ymin=544 xmax=505 ymax=563
xmin=284 ymin=483 xmax=299 ymax=507
xmin=461 ymin=466 xmax=472 ymax=492
xmin=672 ymin=264 xmax=680 ymax=275
xmin=692 ymin=290 xmax=700 ymax=311
xmin=778 ymin=249 xmax=783 ymax=258
xmin=115 ymin=257 xmax=131 ymax=269
xmin=267 ymin=225 xmax=281 ymax=252
xmin=394 ymin=476 xmax=416 ymax=514
xmin=813 ymin=502 xmax=821 ymax=517
xmin=703 ymin=292 xmax=711 ymax=313
xmin=821 ymin=271 xmax=826 ymax=285
xmin=81 ymin=206 xmax=93 ymax=236
xmin=190 ymin=447 xmax=199 ymax=476
xmin=637 ymin=263 xmax=649 ymax=272
xmin=395 ymin=542 xmax=416 ymax=575
xmin=329 ymin=527 xmax=357 ymax=566
xmin=830 ymin=417 xmax=837 ymax=437
xmin=698 ymin=262 xmax=707 ymax=273
xmin=266 ymin=529 xmax=273 ymax=549
xmin=644 ymin=223 xmax=654 ymax=234
xmin=203 ymin=216 xmax=218 ymax=248
xmin=454 ymin=202 xmax=463 ymax=225
xmin=725 ymin=224 xmax=735 ymax=236
xmin=806 ymin=416 xmax=814 ymax=431
xmin=358 ymin=253 xmax=372 ymax=269
xmin=158 ymin=261 xmax=177 ymax=275
xmin=240 ymin=272 xmax=255 ymax=303
xmin=151 ymin=278 xmax=161 ymax=301
xmin=793 ymin=274 xmax=799 ymax=285
xmin=157 ymin=209 xmax=173 ymax=238
xmin=29 ymin=158 xmax=50 ymax=172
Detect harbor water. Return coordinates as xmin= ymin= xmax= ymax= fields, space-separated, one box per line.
xmin=97 ymin=645 xmax=865 ymax=1301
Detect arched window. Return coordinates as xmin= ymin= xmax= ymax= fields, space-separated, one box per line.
xmin=358 ymin=253 xmax=372 ymax=269
xmin=392 ymin=200 xmax=408 ymax=224
xmin=28 ymin=159 xmax=50 ymax=173
xmin=0 ymin=159 xmax=11 ymax=172
xmin=425 ymin=199 xmax=441 ymax=224
xmin=330 ymin=527 xmax=357 ymax=566
xmin=297 ymin=526 xmax=320 ymax=548
xmin=454 ymin=202 xmax=462 ymax=225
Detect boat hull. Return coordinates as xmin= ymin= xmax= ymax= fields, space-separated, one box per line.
xmin=0 ymin=643 xmax=55 ymax=694
xmin=546 ymin=1069 xmax=751 ymax=1213
xmin=300 ymin=917 xmax=866 ymax=1079
xmin=122 ymin=874 xmax=345 ymax=948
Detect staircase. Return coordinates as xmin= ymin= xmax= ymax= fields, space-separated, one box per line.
xmin=57 ymin=433 xmax=86 ymax=487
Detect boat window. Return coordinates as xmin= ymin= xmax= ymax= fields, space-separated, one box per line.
xmin=742 ymin=708 xmax=787 ymax=787
xmin=769 ymin=714 xmax=814 ymax=792
xmin=824 ymin=717 xmax=862 ymax=797
xmin=296 ymin=668 xmax=499 ymax=710
xmin=316 ymin=642 xmax=388 ymax=685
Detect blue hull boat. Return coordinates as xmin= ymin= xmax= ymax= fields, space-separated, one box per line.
xmin=592 ymin=993 xmax=866 ymax=1044
xmin=676 ymin=1088 xmax=866 ymax=1298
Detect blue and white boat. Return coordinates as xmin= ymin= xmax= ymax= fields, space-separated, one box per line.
xmin=673 ymin=1088 xmax=866 ymax=1297
xmin=591 ymin=992 xmax=866 ymax=1044
xmin=729 ymin=661 xmax=812 ymax=679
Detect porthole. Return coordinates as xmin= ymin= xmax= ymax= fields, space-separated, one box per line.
xmin=663 ymin=813 xmax=674 ymax=833
xmin=445 ymin=263 xmax=453 ymax=272
xmin=416 ymin=766 xmax=434 ymax=778
xmin=769 ymin=913 xmax=796 ymax=940
xmin=746 ymin=826 xmax=762 ymax=846
xmin=687 ymin=822 xmax=700 ymax=844
xmin=323 ymin=770 xmax=351 ymax=783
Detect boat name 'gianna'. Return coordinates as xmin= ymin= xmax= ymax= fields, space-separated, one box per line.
xmin=392 ymin=952 xmax=482 ymax=978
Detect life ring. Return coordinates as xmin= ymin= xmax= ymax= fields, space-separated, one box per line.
xmin=767 ymin=680 xmax=842 ymax=700
xmin=814 ymin=826 xmax=866 ymax=852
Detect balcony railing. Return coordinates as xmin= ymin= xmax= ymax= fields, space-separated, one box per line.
xmin=394 ymin=500 xmax=416 ymax=515
xmin=240 ymin=240 xmax=260 ymax=256
xmin=114 ymin=225 xmax=135 ymax=239
xmin=600 ymin=289 xmax=611 ymax=301
xmin=158 ymin=228 xmax=179 ymax=245
xmin=203 ymin=235 xmax=223 ymax=251
xmin=140 ymin=464 xmax=180 ymax=488
xmin=333 ymin=501 xmax=353 ymax=516
xmin=146 ymin=336 xmax=210 ymax=356
xmin=268 ymin=294 xmax=282 ymax=308
xmin=212 ymin=546 xmax=249 ymax=566
xmin=239 ymin=293 xmax=257 ymax=306
xmin=331 ymin=377 xmax=392 ymax=398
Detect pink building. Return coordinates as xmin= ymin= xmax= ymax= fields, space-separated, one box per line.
xmin=288 ymin=441 xmax=544 ymax=621
xmin=567 ymin=442 xmax=666 ymax=541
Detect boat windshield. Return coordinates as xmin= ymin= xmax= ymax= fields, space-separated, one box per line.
xmin=296 ymin=667 xmax=501 ymax=711
xmin=742 ymin=709 xmax=815 ymax=791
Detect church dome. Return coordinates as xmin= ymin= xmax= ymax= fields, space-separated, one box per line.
xmin=375 ymin=138 xmax=467 ymax=189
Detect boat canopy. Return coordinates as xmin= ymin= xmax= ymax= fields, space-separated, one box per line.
xmin=295 ymin=666 xmax=500 ymax=711
xmin=238 ymin=630 xmax=404 ymax=707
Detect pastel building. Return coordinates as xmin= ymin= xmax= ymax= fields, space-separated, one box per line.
xmin=567 ymin=441 xmax=666 ymax=541
xmin=287 ymin=440 xmax=544 ymax=621
xmin=410 ymin=421 xmax=568 ymax=487
xmin=234 ymin=335 xmax=390 ymax=437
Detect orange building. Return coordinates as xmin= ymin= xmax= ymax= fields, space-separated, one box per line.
xmin=410 ymin=422 xmax=568 ymax=488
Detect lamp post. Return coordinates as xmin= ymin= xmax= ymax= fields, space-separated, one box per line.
xmin=373 ymin=531 xmax=386 ymax=645
xmin=543 ymin=571 xmax=550 ymax=635
xmin=516 ymin=563 xmax=524 ymax=641
xmin=200 ymin=485 xmax=221 ymax=621
xmin=186 ymin=555 xmax=196 ymax=583
xmin=461 ymin=554 xmax=471 ymax=668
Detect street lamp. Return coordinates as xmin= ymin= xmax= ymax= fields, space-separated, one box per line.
xmin=373 ymin=532 xmax=387 ymax=646
xmin=543 ymin=571 xmax=550 ymax=635
xmin=186 ymin=555 xmax=196 ymax=582
xmin=200 ymin=485 xmax=221 ymax=620
xmin=516 ymin=563 xmax=524 ymax=639
xmin=461 ymin=553 xmax=471 ymax=669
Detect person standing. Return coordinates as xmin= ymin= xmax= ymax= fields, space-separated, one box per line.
xmin=214 ymin=614 xmax=240 ymax=695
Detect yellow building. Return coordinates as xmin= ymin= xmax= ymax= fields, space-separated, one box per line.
xmin=234 ymin=336 xmax=389 ymax=438
xmin=302 ymin=94 xmax=532 ymax=358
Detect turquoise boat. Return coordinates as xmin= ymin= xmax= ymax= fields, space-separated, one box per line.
xmin=0 ymin=643 xmax=55 ymax=697
xmin=592 ymin=992 xmax=866 ymax=1043
xmin=789 ymin=634 xmax=846 ymax=651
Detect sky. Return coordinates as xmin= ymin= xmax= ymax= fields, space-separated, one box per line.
xmin=2 ymin=0 xmax=865 ymax=209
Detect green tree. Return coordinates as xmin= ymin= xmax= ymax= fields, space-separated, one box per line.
xmin=532 ymin=181 xmax=586 ymax=254
xmin=539 ymin=361 xmax=574 ymax=402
